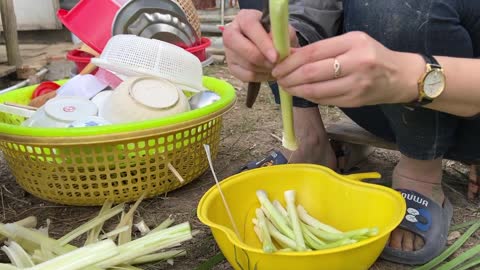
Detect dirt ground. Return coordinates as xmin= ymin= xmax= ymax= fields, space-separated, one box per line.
xmin=0 ymin=61 xmax=479 ymax=270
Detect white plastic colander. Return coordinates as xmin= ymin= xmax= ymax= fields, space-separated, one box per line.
xmin=91 ymin=35 xmax=204 ymax=92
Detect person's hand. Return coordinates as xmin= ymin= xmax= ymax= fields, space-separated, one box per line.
xmin=223 ymin=10 xmax=299 ymax=83
xmin=272 ymin=31 xmax=424 ymax=107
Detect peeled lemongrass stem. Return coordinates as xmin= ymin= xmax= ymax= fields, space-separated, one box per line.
xmin=97 ymin=222 xmax=192 ymax=268
xmin=256 ymin=209 xmax=276 ymax=253
xmin=269 ymin=0 xmax=298 ymax=151
xmin=297 ymin=205 xmax=342 ymax=234
xmin=284 ymin=191 xmax=306 ymax=251
xmin=1 ymin=241 xmax=34 ymax=267
xmin=57 ymin=203 xmax=125 ymax=246
xmin=150 ymin=215 xmax=175 ymax=233
xmin=0 ymin=217 xmax=37 ymax=242
xmin=2 ymin=224 xmax=76 ymax=254
xmin=27 ymin=240 xmax=118 ymax=270
xmin=273 ymin=200 xmax=289 ymax=221
xmin=265 ymin=219 xmax=296 ymax=250
xmin=0 ymin=264 xmax=18 ymax=270
xmin=256 ymin=190 xmax=294 ymax=239
xmin=300 ymin=222 xmax=326 ymax=248
xmin=253 ymin=225 xmax=263 ymax=243
xmin=131 ymin=250 xmax=186 ymax=265
xmin=85 ymin=200 xmax=114 ymax=245
xmin=315 ymin=239 xmax=357 ymax=250
xmin=305 ymin=224 xmax=345 ymax=241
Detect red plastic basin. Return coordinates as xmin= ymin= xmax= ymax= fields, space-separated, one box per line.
xmin=185 ymin=37 xmax=211 ymax=62
xmin=57 ymin=0 xmax=121 ymax=54
xmin=66 ymin=49 xmax=99 ymax=75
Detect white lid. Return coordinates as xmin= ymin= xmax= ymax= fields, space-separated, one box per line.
xmin=44 ymin=97 xmax=98 ymax=122
xmin=128 ymin=77 xmax=180 ymax=109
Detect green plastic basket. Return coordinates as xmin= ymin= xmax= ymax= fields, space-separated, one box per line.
xmin=0 ymin=76 xmax=236 ymax=206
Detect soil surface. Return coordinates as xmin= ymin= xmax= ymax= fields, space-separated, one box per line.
xmin=0 ymin=62 xmax=478 ymax=270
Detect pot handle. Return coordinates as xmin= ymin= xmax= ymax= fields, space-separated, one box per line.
xmin=344 ymin=172 xmax=381 ymax=182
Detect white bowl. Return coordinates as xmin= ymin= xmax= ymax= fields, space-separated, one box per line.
xmin=22 ymin=96 xmax=99 ymax=128
xmin=100 ymin=76 xmax=190 ymax=124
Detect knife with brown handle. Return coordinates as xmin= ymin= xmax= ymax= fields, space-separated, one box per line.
xmin=245 ymin=0 xmax=271 ymax=108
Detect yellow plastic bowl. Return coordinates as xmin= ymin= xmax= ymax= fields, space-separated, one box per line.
xmin=197 ymin=164 xmax=406 ymax=270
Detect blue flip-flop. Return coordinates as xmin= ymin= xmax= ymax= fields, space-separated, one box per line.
xmin=237 ymin=150 xmax=288 ymax=173
xmin=381 ymin=189 xmax=453 ymax=265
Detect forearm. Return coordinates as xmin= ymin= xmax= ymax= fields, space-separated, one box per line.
xmin=288 ymin=0 xmax=343 ymax=44
xmin=396 ymin=52 xmax=480 ymax=117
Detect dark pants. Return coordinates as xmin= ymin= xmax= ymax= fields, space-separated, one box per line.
xmin=239 ymin=0 xmax=480 ymax=163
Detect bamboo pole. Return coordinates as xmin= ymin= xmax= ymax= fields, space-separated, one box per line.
xmin=0 ymin=0 xmax=21 ymax=68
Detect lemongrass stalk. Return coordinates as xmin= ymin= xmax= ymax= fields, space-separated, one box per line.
xmin=57 ymin=203 xmax=125 ymax=246
xmin=437 ymin=244 xmax=480 ymax=270
xmin=273 ymin=200 xmax=289 ymax=222
xmin=269 ymin=0 xmax=298 ymax=151
xmin=414 ymin=221 xmax=480 ymax=270
xmin=278 ymin=248 xmax=294 ymax=252
xmin=284 ymin=191 xmax=306 ymax=251
xmin=256 ymin=208 xmax=276 ymax=253
xmin=265 ymin=219 xmax=296 ymax=250
xmin=297 ymin=205 xmax=342 ymax=234
xmin=253 ymin=225 xmax=263 ymax=243
xmin=26 ymin=240 xmax=118 ymax=270
xmin=150 ymin=215 xmax=175 ymax=234
xmin=85 ymin=200 xmax=114 ymax=245
xmin=1 ymin=241 xmax=34 ymax=267
xmin=97 ymin=222 xmax=192 ymax=268
xmin=131 ymin=250 xmax=186 ymax=265
xmin=100 ymin=226 xmax=130 ymax=240
xmin=116 ymin=193 xmax=145 ymax=244
xmin=256 ymin=190 xmax=294 ymax=239
xmin=305 ymin=224 xmax=345 ymax=241
xmin=300 ymin=222 xmax=326 ymax=249
xmin=2 ymin=224 xmax=76 ymax=254
xmin=315 ymin=239 xmax=357 ymax=250
xmin=0 ymin=264 xmax=18 ymax=270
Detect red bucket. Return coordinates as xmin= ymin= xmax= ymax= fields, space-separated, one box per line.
xmin=66 ymin=49 xmax=99 ymax=75
xmin=185 ymin=37 xmax=211 ymax=62
xmin=57 ymin=0 xmax=121 ymax=54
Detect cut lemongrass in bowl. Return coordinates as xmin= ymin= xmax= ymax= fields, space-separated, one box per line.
xmin=253 ymin=189 xmax=379 ymax=253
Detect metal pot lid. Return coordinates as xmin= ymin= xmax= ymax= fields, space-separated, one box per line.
xmin=112 ymin=0 xmax=187 ymax=36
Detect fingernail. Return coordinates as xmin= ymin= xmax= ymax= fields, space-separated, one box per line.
xmin=267 ymin=49 xmax=277 ymax=63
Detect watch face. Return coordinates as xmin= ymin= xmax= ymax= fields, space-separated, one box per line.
xmin=424 ymin=70 xmax=445 ymax=98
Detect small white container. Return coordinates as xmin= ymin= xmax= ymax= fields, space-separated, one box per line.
xmin=100 ymin=76 xmax=190 ymax=124
xmin=22 ymin=96 xmax=99 ymax=128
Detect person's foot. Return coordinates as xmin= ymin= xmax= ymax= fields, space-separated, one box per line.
xmin=387 ymin=155 xmax=444 ymax=252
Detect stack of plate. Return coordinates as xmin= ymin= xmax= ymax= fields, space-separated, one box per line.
xmin=112 ymin=0 xmax=199 ymax=47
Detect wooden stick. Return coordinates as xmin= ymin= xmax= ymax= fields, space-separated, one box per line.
xmin=79 ymin=62 xmax=98 ymax=75
xmin=0 ymin=0 xmax=21 ymax=67
xmin=167 ymin=163 xmax=185 ymax=184
xmin=4 ymin=102 xmax=38 ymax=111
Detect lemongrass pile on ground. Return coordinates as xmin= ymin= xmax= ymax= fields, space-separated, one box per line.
xmin=0 ymin=194 xmax=197 ymax=269
xmin=253 ymin=190 xmax=379 ymax=252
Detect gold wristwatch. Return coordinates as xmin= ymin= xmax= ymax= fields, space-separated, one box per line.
xmin=414 ymin=55 xmax=446 ymax=106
